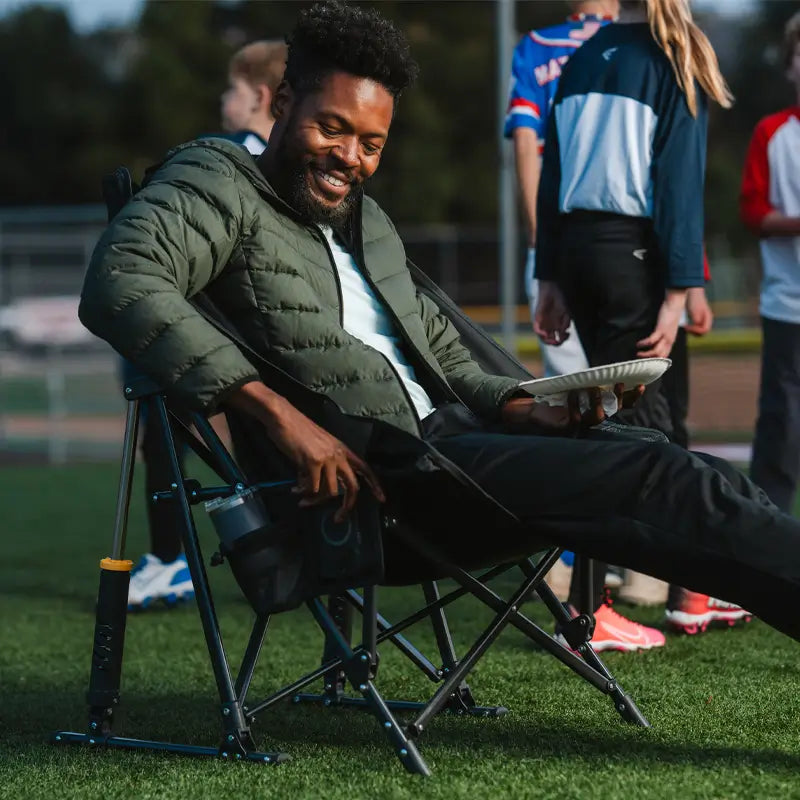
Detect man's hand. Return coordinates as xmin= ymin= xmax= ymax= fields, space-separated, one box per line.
xmin=501 ymin=390 xmax=606 ymax=433
xmin=501 ymin=381 xmax=645 ymax=436
xmin=636 ymin=289 xmax=687 ymax=359
xmin=227 ymin=381 xmax=385 ymax=522
xmin=684 ymin=286 xmax=713 ymax=336
xmin=533 ymin=280 xmax=572 ymax=346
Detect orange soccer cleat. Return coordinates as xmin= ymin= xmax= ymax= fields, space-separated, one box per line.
xmin=665 ymin=588 xmax=752 ymax=635
xmin=557 ymin=601 xmax=666 ymax=653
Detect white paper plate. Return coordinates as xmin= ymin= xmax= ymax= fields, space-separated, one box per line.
xmin=518 ymin=358 xmax=672 ymax=396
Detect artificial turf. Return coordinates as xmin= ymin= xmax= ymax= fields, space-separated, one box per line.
xmin=2 ymin=461 xmax=800 ymax=799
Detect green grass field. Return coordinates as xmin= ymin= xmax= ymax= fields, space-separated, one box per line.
xmin=3 ymin=461 xmax=800 ymax=799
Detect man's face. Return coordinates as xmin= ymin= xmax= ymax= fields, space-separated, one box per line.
xmin=221 ymin=76 xmax=259 ymax=132
xmin=267 ymin=72 xmax=393 ymax=225
xmin=787 ymin=41 xmax=800 ymax=94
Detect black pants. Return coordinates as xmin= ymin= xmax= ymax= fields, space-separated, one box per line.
xmin=662 ymin=327 xmax=690 ymax=449
xmin=557 ymin=212 xmax=673 ymax=437
xmin=140 ymin=398 xmax=188 ymax=563
xmin=416 ymin=408 xmax=800 ymax=641
xmin=750 ymin=316 xmax=800 ymax=512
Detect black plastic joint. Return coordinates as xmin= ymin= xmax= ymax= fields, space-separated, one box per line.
xmin=561 ymin=613 xmax=596 ymax=650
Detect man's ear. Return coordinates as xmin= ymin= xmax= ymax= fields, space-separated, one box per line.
xmin=271 ymin=80 xmax=294 ymax=121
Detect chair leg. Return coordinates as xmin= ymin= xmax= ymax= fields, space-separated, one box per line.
xmin=321 ymin=594 xmax=353 ymax=704
xmin=527 ymin=560 xmax=650 ymax=727
xmin=54 ymin=399 xmax=139 ymax=744
xmin=421 ymin=581 xmax=499 ymax=715
xmin=53 ymin=394 xmax=289 ymax=765
xmin=306 ymin=597 xmax=431 ymax=776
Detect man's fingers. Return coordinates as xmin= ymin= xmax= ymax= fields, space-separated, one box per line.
xmin=350 ymin=455 xmax=386 ymax=503
xmin=322 ymin=461 xmax=340 ymax=499
xmin=582 ymin=386 xmax=605 ymax=427
xmin=613 ymin=382 xmax=624 ymax=412
xmin=621 ymin=385 xmax=645 ymax=408
xmin=306 ymin=462 xmax=322 ymax=496
xmin=334 ymin=461 xmax=361 ymax=522
xmin=567 ymin=390 xmax=581 ymax=427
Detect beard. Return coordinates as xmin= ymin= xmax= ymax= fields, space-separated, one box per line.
xmin=283 ymin=164 xmax=364 ymax=226
xmin=271 ymin=116 xmax=364 ymax=227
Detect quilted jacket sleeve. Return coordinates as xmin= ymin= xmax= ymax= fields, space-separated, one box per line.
xmin=416 ymin=292 xmax=520 ymax=419
xmin=79 ymin=148 xmax=260 ymax=413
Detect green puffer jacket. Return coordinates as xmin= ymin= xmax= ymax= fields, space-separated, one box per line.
xmin=80 ymin=138 xmax=520 ymax=437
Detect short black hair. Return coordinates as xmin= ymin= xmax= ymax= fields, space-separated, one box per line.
xmin=284 ymin=1 xmax=419 ymax=102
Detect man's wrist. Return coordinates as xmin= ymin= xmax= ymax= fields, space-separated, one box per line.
xmin=227 ymin=380 xmax=288 ymax=428
xmin=500 ymin=395 xmax=535 ymax=424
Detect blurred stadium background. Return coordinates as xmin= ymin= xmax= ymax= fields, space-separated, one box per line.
xmin=0 ymin=0 xmax=792 ymax=464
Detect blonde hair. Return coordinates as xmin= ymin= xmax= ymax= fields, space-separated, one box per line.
xmin=624 ymin=0 xmax=733 ymax=115
xmin=784 ymin=10 xmax=800 ymax=70
xmin=229 ymin=40 xmax=288 ymax=94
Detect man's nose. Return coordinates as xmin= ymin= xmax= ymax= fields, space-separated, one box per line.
xmin=331 ymin=137 xmax=360 ymax=167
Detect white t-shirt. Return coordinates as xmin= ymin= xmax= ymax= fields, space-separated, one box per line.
xmin=320 ymin=226 xmax=436 ymax=420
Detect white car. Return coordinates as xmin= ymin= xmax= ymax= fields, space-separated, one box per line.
xmin=0 ymin=295 xmax=95 ymax=350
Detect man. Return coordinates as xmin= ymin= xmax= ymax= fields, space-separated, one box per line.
xmin=504 ymin=1 xmax=670 ymax=649
xmin=81 ymin=1 xmax=800 ymax=650
xmin=741 ymin=10 xmax=800 ymax=514
xmin=221 ymin=39 xmax=288 ymax=156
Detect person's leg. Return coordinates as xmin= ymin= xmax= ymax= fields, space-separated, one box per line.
xmin=750 ymin=317 xmax=800 ymax=513
xmin=663 ymin=327 xmax=689 ymax=448
xmin=140 ymin=398 xmax=184 ymax=563
xmin=557 ymin=215 xmax=668 ymax=616
xmin=126 ymin=399 xmax=194 ymax=609
xmin=618 ymin=328 xmax=688 ymax=607
xmin=559 ymin=215 xmax=672 ymax=436
xmin=431 ymin=431 xmax=800 ymax=642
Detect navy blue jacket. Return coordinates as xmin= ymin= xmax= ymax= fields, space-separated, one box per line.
xmin=536 ymin=23 xmax=708 ymax=288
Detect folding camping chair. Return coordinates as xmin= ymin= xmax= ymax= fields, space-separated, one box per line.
xmin=51 ymin=167 xmax=651 ymax=776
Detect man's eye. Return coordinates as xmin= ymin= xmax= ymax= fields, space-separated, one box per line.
xmin=319 ymin=123 xmax=338 ymax=136
xmin=362 ymin=142 xmax=382 ymax=155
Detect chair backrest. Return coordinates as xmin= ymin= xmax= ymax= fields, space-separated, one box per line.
xmin=102 ymin=167 xmax=139 ymax=222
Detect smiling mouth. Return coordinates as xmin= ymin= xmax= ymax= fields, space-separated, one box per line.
xmin=310 ymin=167 xmax=351 ymax=201
xmin=318 ymin=171 xmax=346 ymax=187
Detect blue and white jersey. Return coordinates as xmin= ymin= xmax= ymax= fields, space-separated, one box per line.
xmin=504 ymin=13 xmax=614 ymax=149
xmin=536 ymin=23 xmax=707 ymax=288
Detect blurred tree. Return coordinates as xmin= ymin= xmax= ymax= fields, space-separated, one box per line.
xmin=117 ymin=0 xmax=231 ymax=179
xmin=0 ymin=5 xmax=122 ymax=203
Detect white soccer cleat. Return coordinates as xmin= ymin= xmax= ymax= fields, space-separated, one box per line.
xmin=127 ymin=553 xmax=195 ymax=610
